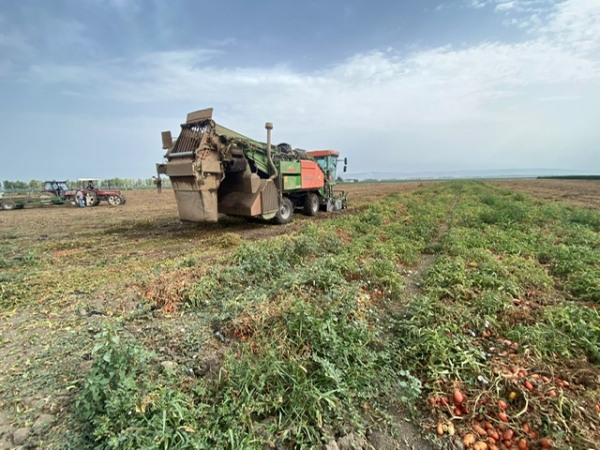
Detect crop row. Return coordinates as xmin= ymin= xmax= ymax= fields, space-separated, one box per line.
xmin=66 ymin=182 xmax=600 ymax=449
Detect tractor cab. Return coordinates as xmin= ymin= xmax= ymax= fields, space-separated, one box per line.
xmin=306 ymin=150 xmax=348 ymax=212
xmin=306 ymin=150 xmax=347 ymax=182
xmin=43 ymin=181 xmax=70 ymax=197
xmin=77 ymin=178 xmax=101 ymax=190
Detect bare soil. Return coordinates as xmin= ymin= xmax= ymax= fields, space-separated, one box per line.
xmin=0 ymin=182 xmax=427 ymax=241
xmin=490 ymin=179 xmax=600 ymax=209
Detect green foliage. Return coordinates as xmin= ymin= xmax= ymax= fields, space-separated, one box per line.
xmin=391 ymin=294 xmax=491 ymax=383
xmin=420 ymin=252 xmax=545 ymax=300
xmin=568 ymin=208 xmax=600 ymax=231
xmin=0 ymin=273 xmax=29 ymax=308
xmin=565 ymin=269 xmax=600 ymax=302
xmin=176 ymin=256 xmax=198 ymax=268
xmin=1 ymin=178 xmax=169 ymax=192
xmin=75 ymin=327 xmax=150 ymax=429
xmin=510 ymin=305 xmax=600 ymax=363
xmin=0 ymin=255 xmax=12 ymax=270
xmin=69 ymin=188 xmax=458 ymax=449
xmin=66 ymin=181 xmax=600 ymax=448
xmin=213 ymin=296 xmax=422 ymax=447
xmin=538 ymin=240 xmax=600 ymax=302
xmin=69 ymin=328 xmax=215 ymax=449
xmin=392 ymin=181 xmax=599 ymax=397
xmin=0 ymin=250 xmax=39 ymax=269
xmin=2 ymin=180 xmax=29 ymax=190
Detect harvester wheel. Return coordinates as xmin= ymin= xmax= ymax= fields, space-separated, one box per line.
xmin=107 ymin=195 xmax=122 ymax=206
xmin=85 ymin=190 xmax=99 ymax=207
xmin=1 ymin=200 xmax=16 ymax=211
xmin=273 ymin=197 xmax=294 ymax=225
xmin=303 ymin=193 xmax=319 ymax=216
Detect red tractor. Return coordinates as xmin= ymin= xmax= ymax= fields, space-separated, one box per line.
xmin=42 ymin=179 xmax=126 ymax=206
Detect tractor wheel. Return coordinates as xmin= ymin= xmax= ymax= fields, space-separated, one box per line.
xmin=1 ymin=200 xmax=16 ymax=211
xmin=85 ymin=190 xmax=99 ymax=207
xmin=107 ymin=195 xmax=122 ymax=206
xmin=273 ymin=197 xmax=294 ymax=225
xmin=303 ymin=193 xmax=320 ymax=216
xmin=39 ymin=192 xmax=55 ymax=206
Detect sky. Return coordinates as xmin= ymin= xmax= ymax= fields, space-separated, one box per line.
xmin=0 ymin=0 xmax=599 ymax=181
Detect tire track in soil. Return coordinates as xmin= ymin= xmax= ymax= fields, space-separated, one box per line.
xmin=403 ymin=194 xmax=460 ymax=299
xmin=378 ymin=194 xmax=461 ymax=450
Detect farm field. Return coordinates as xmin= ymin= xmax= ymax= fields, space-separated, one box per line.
xmin=0 ymin=180 xmax=599 ymax=449
xmin=491 ymin=180 xmax=600 ymax=210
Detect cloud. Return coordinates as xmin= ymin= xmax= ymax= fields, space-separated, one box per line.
xmin=469 ymin=0 xmax=560 ymax=21
xmin=541 ymin=0 xmax=600 ymax=53
xmin=0 ymin=15 xmax=97 ymax=82
xmin=4 ymin=0 xmax=600 ymax=177
xmin=468 ymin=0 xmax=489 ymax=9
xmin=26 ymin=0 xmax=598 ymax=135
xmin=495 ymin=2 xmax=516 ymax=12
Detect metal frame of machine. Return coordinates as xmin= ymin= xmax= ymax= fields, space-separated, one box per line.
xmin=156 ymin=108 xmax=347 ymax=224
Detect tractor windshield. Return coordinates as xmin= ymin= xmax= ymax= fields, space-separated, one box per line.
xmin=44 ymin=181 xmax=69 ymax=192
xmin=314 ymin=156 xmax=338 ymax=181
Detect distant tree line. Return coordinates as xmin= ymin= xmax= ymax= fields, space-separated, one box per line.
xmin=537 ymin=176 xmax=600 ymax=180
xmin=1 ymin=178 xmax=171 ymax=192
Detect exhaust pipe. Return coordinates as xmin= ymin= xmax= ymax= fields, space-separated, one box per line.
xmin=265 ymin=122 xmax=278 ymax=180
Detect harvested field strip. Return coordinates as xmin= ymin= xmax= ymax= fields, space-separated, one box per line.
xmin=491 ymin=179 xmax=600 ymax=210
xmin=0 ymin=227 xmax=242 ymax=310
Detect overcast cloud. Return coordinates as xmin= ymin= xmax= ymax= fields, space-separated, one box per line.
xmin=0 ymin=0 xmax=599 ymax=180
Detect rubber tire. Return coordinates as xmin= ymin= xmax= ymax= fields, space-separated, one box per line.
xmin=1 ymin=200 xmax=16 ymax=211
xmin=85 ymin=190 xmax=99 ymax=207
xmin=273 ymin=197 xmax=294 ymax=225
xmin=107 ymin=195 xmax=122 ymax=206
xmin=303 ymin=193 xmax=319 ymax=216
xmin=39 ymin=193 xmax=55 ymax=206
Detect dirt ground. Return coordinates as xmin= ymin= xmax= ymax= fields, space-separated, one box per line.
xmin=491 ymin=179 xmax=600 ymax=209
xmin=1 ymin=179 xmax=598 ymax=450
xmin=0 ymin=182 xmax=434 ymax=249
